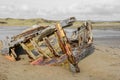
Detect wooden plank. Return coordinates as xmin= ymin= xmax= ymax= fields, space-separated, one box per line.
xmin=20 ymin=43 xmax=36 ymax=60
xmin=43 ymin=37 xmax=59 ymax=57
xmin=30 ymin=57 xmax=43 ymax=65
xmin=55 ymin=24 xmax=74 ymax=61
xmin=55 ymin=23 xmax=72 ymax=56
xmin=78 ymin=33 xmax=82 ymax=47
xmin=87 ymin=22 xmax=93 ymax=44
xmin=55 ymin=23 xmax=80 ymax=72
xmin=5 ymin=55 xmax=16 ymax=61
xmin=55 ymin=25 xmax=66 ymax=54
xmin=10 ymin=48 xmax=17 ymax=58
xmin=30 ymin=39 xmax=42 ymax=56
xmin=30 ymin=39 xmax=51 ymax=60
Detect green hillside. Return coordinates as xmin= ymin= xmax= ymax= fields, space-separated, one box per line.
xmin=0 ymin=18 xmax=120 ymax=29
xmin=0 ymin=18 xmax=57 ymax=27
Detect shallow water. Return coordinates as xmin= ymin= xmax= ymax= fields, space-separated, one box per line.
xmin=65 ymin=28 xmax=120 ymax=48
xmin=0 ymin=26 xmax=29 ymax=40
xmin=64 ymin=28 xmax=120 ymax=38
xmin=0 ymin=26 xmax=120 ymax=48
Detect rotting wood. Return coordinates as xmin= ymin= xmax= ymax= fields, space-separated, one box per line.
xmin=43 ymin=37 xmax=60 ymax=57
xmin=20 ymin=43 xmax=37 ymax=60
xmin=55 ymin=23 xmax=80 ymax=72
xmin=0 ymin=17 xmax=94 ymax=73
xmin=10 ymin=48 xmax=17 ymax=59
xmin=30 ymin=38 xmax=51 ymax=60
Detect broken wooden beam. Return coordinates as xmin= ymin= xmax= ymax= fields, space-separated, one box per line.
xmin=55 ymin=23 xmax=80 ymax=72
xmin=43 ymin=37 xmax=60 ymax=57
xmin=30 ymin=39 xmax=51 ymax=60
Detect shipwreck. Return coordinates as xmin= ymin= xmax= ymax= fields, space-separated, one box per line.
xmin=0 ymin=17 xmax=94 ymax=73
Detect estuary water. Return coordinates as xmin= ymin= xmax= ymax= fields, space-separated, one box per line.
xmin=0 ymin=26 xmax=120 ymax=48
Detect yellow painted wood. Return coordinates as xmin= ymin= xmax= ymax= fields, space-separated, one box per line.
xmin=20 ymin=43 xmax=36 ymax=59
xmin=43 ymin=37 xmax=59 ymax=57
xmin=30 ymin=39 xmax=51 ymax=60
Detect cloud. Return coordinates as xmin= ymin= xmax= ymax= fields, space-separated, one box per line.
xmin=20 ymin=4 xmax=29 ymax=11
xmin=43 ymin=1 xmax=120 ymax=20
xmin=0 ymin=0 xmax=120 ymax=20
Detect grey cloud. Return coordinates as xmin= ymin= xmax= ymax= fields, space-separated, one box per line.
xmin=0 ymin=0 xmax=120 ymax=20
xmin=88 ymin=4 xmax=120 ymax=16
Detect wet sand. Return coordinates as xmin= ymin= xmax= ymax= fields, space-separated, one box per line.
xmin=0 ymin=27 xmax=120 ymax=80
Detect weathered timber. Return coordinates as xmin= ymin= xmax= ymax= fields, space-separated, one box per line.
xmin=43 ymin=37 xmax=59 ymax=57
xmin=10 ymin=48 xmax=17 ymax=58
xmin=11 ymin=26 xmax=47 ymax=42
xmin=30 ymin=38 xmax=51 ymax=59
xmin=20 ymin=43 xmax=38 ymax=60
xmin=37 ymin=17 xmax=76 ymax=41
xmin=0 ymin=17 xmax=94 ymax=73
xmin=55 ymin=23 xmax=80 ymax=72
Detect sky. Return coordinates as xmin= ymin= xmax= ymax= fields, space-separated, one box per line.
xmin=0 ymin=0 xmax=120 ymax=20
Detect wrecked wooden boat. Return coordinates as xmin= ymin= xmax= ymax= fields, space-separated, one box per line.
xmin=0 ymin=17 xmax=94 ymax=73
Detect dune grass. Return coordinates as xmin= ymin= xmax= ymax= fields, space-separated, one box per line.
xmin=0 ymin=18 xmax=120 ymax=29
xmin=0 ymin=18 xmax=57 ymax=27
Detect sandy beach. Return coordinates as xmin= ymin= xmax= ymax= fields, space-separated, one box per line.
xmin=0 ymin=44 xmax=120 ymax=80
xmin=0 ymin=28 xmax=120 ymax=80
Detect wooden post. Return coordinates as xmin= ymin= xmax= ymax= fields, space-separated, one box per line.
xmin=55 ymin=24 xmax=67 ymax=54
xmin=78 ymin=33 xmax=82 ymax=47
xmin=55 ymin=23 xmax=74 ymax=55
xmin=55 ymin=23 xmax=80 ymax=72
xmin=10 ymin=48 xmax=17 ymax=58
xmin=87 ymin=21 xmax=93 ymax=44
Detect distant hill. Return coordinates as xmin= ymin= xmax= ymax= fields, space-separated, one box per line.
xmin=0 ymin=18 xmax=120 ymax=29
xmin=0 ymin=18 xmax=57 ymax=27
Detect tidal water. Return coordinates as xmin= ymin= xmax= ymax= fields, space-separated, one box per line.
xmin=0 ymin=26 xmax=120 ymax=48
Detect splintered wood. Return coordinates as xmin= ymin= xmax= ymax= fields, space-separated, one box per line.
xmin=0 ymin=17 xmax=94 ymax=73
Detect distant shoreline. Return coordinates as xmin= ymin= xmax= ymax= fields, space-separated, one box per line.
xmin=0 ymin=18 xmax=120 ymax=29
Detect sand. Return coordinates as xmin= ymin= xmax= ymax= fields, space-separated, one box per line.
xmin=0 ymin=28 xmax=120 ymax=80
xmin=0 ymin=44 xmax=120 ymax=80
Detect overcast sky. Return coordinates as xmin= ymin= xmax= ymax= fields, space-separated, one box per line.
xmin=0 ymin=0 xmax=120 ymax=20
